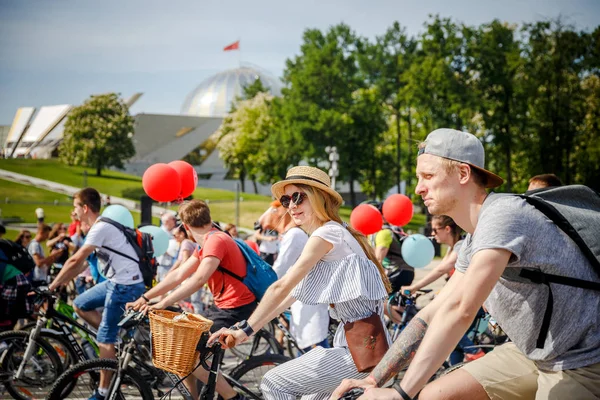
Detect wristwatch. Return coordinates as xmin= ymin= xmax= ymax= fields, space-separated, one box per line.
xmin=237 ymin=320 xmax=255 ymax=337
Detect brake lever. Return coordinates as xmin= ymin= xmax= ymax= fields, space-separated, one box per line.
xmin=118 ymin=310 xmax=137 ymax=327
xmin=338 ymin=388 xmax=364 ymax=400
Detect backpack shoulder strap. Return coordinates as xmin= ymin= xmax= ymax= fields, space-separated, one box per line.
xmin=204 ymin=230 xmax=245 ymax=284
xmin=95 ymin=217 xmax=140 ymax=263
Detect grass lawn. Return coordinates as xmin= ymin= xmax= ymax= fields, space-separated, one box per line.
xmin=0 ymin=158 xmax=428 ymax=232
xmin=0 ymin=159 xmax=269 ymax=202
xmin=0 ymin=178 xmax=159 ymax=226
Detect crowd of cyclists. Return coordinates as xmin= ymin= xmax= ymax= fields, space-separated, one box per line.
xmin=1 ymin=127 xmax=599 ymax=399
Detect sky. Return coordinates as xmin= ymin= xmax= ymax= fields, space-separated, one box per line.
xmin=1 ymin=0 xmax=598 ymax=125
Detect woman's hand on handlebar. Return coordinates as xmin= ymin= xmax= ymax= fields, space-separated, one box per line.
xmin=208 ymin=327 xmax=248 ymax=349
xmin=330 ymin=377 xmax=377 ymax=400
xmin=400 ymin=285 xmax=415 ymax=295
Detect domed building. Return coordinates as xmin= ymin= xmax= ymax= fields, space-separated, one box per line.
xmin=181 ymin=66 xmax=282 ymax=118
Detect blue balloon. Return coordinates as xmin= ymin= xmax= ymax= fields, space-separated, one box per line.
xmin=401 ymin=234 xmax=435 ymax=269
xmin=139 ymin=225 xmax=169 ymax=257
xmin=102 ymin=205 xmax=134 ymax=229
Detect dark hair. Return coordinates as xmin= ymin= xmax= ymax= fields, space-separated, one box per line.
xmin=0 ymin=224 xmax=5 ymax=235
xmin=37 ymin=224 xmax=52 ymax=234
xmin=15 ymin=230 xmax=31 ymax=245
xmin=528 ymin=174 xmax=563 ymax=188
xmin=178 ymin=200 xmax=211 ymax=228
xmin=175 ymin=224 xmax=188 ymax=238
xmin=74 ymin=187 xmax=102 ymax=213
xmin=432 ymin=215 xmax=462 ymax=240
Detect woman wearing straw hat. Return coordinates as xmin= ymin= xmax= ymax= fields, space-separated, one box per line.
xmin=209 ymin=166 xmax=391 ymax=400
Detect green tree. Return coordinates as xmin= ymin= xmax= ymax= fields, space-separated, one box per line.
xmin=360 ymin=22 xmax=417 ymax=193
xmin=404 ymin=16 xmax=475 ymax=132
xmin=281 ymin=23 xmax=385 ymax=206
xmin=466 ymin=20 xmax=525 ymax=192
xmin=521 ymin=20 xmax=589 ymax=184
xmin=59 ymin=93 xmax=135 ymax=176
xmin=216 ymin=92 xmax=274 ymax=193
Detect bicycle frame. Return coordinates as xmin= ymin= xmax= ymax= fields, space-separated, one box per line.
xmin=15 ymin=291 xmax=99 ymax=381
xmin=112 ymin=314 xmax=265 ymax=400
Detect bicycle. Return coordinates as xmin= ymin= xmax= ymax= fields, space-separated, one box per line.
xmin=0 ymin=286 xmax=105 ymax=400
xmin=47 ymin=309 xmax=291 ymax=399
xmin=17 ymin=287 xmax=100 ymax=366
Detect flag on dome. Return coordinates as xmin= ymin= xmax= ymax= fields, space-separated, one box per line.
xmin=223 ymin=41 xmax=240 ymax=51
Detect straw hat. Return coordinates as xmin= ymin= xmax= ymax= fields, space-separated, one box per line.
xmin=271 ymin=166 xmax=343 ymax=206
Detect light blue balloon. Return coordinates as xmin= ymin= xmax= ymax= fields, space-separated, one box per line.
xmin=401 ymin=234 xmax=435 ymax=269
xmin=139 ymin=225 xmax=169 ymax=257
xmin=101 ymin=205 xmax=134 ymax=229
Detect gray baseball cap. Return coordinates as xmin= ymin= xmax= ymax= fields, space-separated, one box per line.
xmin=418 ymin=128 xmax=504 ymax=188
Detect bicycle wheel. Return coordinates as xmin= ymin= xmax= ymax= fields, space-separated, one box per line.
xmin=228 ymin=354 xmax=291 ymax=398
xmin=47 ymin=358 xmax=153 ymax=400
xmin=434 ymin=361 xmax=466 ymax=379
xmin=0 ymin=330 xmax=64 ymax=400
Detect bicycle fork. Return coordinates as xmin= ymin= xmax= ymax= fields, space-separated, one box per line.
xmin=14 ymin=316 xmax=47 ymax=380
xmin=200 ymin=347 xmax=225 ymax=400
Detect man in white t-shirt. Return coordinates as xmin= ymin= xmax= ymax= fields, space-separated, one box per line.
xmin=49 ymin=188 xmax=145 ymax=400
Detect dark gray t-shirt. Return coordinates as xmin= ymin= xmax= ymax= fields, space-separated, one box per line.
xmin=456 ymin=193 xmax=600 ymax=371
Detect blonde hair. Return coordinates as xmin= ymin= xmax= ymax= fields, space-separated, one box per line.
xmin=417 ymin=142 xmax=488 ymax=188
xmin=296 ymin=184 xmax=392 ymax=293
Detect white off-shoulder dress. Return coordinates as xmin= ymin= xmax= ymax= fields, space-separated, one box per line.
xmin=260 ymin=221 xmax=389 ymax=400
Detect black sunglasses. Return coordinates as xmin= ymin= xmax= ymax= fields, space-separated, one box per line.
xmin=279 ymin=192 xmax=307 ymax=208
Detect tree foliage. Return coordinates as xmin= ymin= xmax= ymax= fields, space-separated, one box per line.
xmin=211 ymin=17 xmax=600 ymax=198
xmin=59 ymin=93 xmax=135 ymax=176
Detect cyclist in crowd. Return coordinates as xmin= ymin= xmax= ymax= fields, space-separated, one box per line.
xmin=156 ymin=211 xmax=178 ymax=282
xmin=527 ymin=173 xmax=563 ymax=191
xmin=14 ymin=229 xmax=32 ymax=248
xmin=28 ymin=223 xmax=63 ymax=286
xmin=127 ymin=199 xmax=255 ymax=400
xmin=49 ymin=187 xmax=146 ymax=400
xmin=209 ymin=166 xmax=391 ymax=400
xmin=265 ymin=200 xmax=330 ymax=353
xmin=402 ymin=215 xmax=485 ymax=365
xmin=402 ymin=215 xmax=462 ymax=294
xmin=333 ymin=128 xmax=600 ymax=399
xmin=255 ymin=201 xmax=281 ymax=265
xmin=46 ymin=222 xmax=74 ymax=265
xmin=374 ymin=212 xmax=412 ymax=323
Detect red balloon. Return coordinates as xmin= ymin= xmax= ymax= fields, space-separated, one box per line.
xmin=382 ymin=194 xmax=413 ymax=226
xmin=168 ymin=160 xmax=198 ymax=198
xmin=142 ymin=164 xmax=181 ymax=202
xmin=350 ymin=204 xmax=383 ymax=235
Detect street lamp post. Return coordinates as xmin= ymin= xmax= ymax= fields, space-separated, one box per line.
xmin=325 ymin=146 xmax=339 ymax=190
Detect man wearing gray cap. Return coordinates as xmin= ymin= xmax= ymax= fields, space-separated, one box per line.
xmin=333 ymin=129 xmax=600 ymax=399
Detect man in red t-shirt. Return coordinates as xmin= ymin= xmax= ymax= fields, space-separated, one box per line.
xmin=127 ymin=200 xmax=256 ymax=400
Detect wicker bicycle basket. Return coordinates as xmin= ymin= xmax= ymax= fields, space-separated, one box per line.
xmin=148 ymin=309 xmax=213 ymax=375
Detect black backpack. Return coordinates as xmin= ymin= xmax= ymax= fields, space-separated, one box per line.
xmin=97 ymin=217 xmax=157 ymax=288
xmin=506 ymin=185 xmax=600 ymax=349
xmin=0 ymin=239 xmax=35 ymax=277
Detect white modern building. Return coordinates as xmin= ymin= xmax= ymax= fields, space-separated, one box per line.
xmin=2 ymin=65 xmax=283 ymax=195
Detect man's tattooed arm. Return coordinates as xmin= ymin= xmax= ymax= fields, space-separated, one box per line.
xmin=370 ymin=317 xmax=428 ymax=386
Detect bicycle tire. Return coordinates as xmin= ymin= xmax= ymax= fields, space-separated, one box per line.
xmin=47 ymin=358 xmax=153 ymax=400
xmin=230 ymin=323 xmax=281 ymax=360
xmin=435 ymin=361 xmax=467 ymax=379
xmin=228 ymin=354 xmax=291 ymax=398
xmin=0 ymin=330 xmax=64 ymax=400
